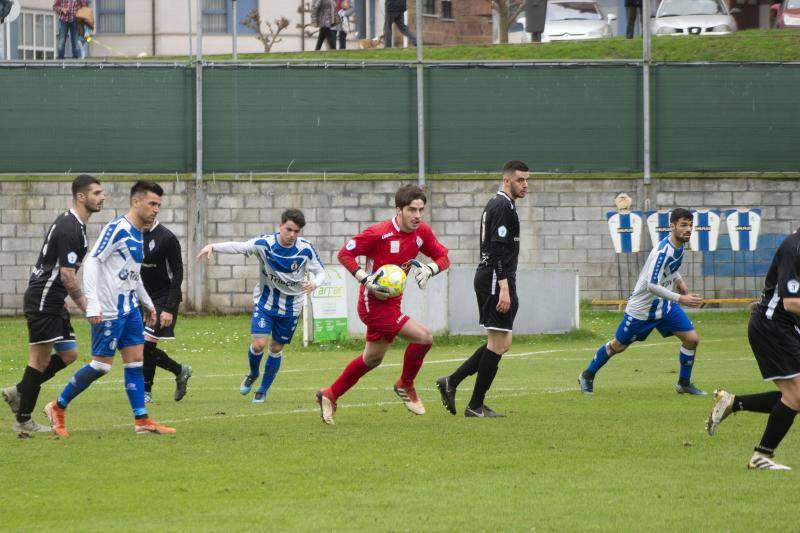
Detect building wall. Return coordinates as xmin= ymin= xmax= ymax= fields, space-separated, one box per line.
xmin=0 ymin=177 xmax=795 ymax=316
xmin=408 ymin=0 xmax=492 ymax=46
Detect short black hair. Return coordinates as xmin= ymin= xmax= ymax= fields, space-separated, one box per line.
xmin=72 ymin=174 xmax=100 ymax=199
xmin=670 ymin=208 xmax=693 ymax=224
xmin=130 ymin=180 xmax=164 ymax=199
xmin=281 ymin=208 xmax=306 ymax=229
xmin=395 ymin=184 xmax=426 ymax=209
xmin=502 ymin=160 xmax=530 ymax=176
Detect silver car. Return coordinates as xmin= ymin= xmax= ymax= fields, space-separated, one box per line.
xmin=651 ymin=0 xmax=739 ymax=35
xmin=504 ymin=0 xmax=615 ymax=43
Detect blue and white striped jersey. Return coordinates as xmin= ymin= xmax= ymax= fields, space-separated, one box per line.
xmin=213 ymin=233 xmax=327 ymax=318
xmin=83 ymin=215 xmax=154 ymax=319
xmin=625 ymin=237 xmax=685 ymax=321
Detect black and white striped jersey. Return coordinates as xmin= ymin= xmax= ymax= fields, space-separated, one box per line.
xmin=23 ymin=209 xmax=88 ymax=314
xmin=756 ymin=228 xmax=800 ymax=327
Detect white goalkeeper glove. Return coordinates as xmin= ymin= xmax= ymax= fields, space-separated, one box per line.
xmin=406 ymin=260 xmax=440 ymax=290
xmin=355 ymin=268 xmax=392 ymax=300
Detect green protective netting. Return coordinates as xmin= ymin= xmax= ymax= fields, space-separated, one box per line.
xmin=0 ymin=66 xmax=194 ymax=173
xmin=652 ymin=63 xmax=800 ymax=172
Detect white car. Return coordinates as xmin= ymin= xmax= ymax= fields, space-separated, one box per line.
xmin=505 ymin=0 xmax=615 ymax=43
xmin=651 ymin=0 xmax=739 ymax=35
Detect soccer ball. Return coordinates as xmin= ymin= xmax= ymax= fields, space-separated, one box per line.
xmin=374 ymin=264 xmax=406 ymax=297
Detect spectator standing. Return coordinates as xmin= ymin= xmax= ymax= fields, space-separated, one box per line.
xmin=53 ymin=0 xmax=86 ymax=59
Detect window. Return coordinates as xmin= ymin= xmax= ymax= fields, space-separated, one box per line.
xmin=202 ymin=0 xmax=258 ymax=34
xmin=423 ymin=0 xmax=436 ymax=15
xmin=97 ymin=0 xmax=125 ymax=33
xmin=203 ymin=0 xmax=228 ymax=33
xmin=441 ymin=0 xmax=453 ymax=19
xmin=18 ymin=11 xmax=56 ymax=60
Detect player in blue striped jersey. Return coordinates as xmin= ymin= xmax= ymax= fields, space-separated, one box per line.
xmin=197 ymin=209 xmax=327 ymax=403
xmin=579 ymin=208 xmax=707 ymax=395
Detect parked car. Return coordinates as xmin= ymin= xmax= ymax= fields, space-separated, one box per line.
xmin=772 ymin=0 xmax=800 ymax=28
xmin=505 ymin=0 xmax=616 ymax=43
xmin=651 ymin=0 xmax=739 ymax=35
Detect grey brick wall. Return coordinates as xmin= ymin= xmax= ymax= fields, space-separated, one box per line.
xmin=0 ymin=177 xmax=796 ymax=315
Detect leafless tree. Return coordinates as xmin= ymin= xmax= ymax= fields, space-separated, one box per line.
xmin=492 ymin=0 xmax=526 ymax=44
xmin=242 ymin=8 xmax=290 ymax=52
xmin=295 ymin=1 xmax=317 ymax=51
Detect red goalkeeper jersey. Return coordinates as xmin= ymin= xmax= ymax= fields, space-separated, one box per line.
xmin=338 ymin=216 xmax=450 ymax=311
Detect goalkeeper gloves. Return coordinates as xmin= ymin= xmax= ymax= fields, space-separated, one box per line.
xmin=405 ymin=260 xmax=440 ymax=290
xmin=354 ymin=268 xmax=392 ymax=300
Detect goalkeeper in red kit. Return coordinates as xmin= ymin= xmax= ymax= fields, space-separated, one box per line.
xmin=315 ymin=184 xmax=450 ymax=425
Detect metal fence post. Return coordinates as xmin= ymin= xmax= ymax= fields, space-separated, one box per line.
xmin=642 ymin=0 xmax=652 ymax=194
xmin=193 ymin=0 xmax=206 ymax=312
xmin=416 ymin=0 xmax=425 ymax=188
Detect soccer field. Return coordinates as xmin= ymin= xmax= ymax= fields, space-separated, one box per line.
xmin=1 ymin=310 xmax=796 ymax=531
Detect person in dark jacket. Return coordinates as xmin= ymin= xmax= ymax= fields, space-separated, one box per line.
xmin=384 ymin=0 xmax=416 ymax=48
xmin=312 ymin=0 xmax=337 ymax=50
xmin=626 ymin=0 xmax=642 ymax=39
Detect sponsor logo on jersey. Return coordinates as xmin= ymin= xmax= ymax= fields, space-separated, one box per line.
xmin=118 ymin=270 xmax=140 ymax=281
xmin=390 ymin=240 xmax=400 ymax=254
xmin=346 ymin=239 xmax=356 ymax=251
xmin=381 ymin=232 xmax=394 ymax=240
xmin=67 ymin=251 xmax=78 ymax=264
xmin=788 ymin=279 xmax=800 ymax=295
xmin=498 ymin=226 xmax=507 ymax=238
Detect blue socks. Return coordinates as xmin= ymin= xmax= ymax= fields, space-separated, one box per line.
xmin=586 ymin=343 xmax=614 ymax=376
xmin=124 ymin=362 xmax=148 ymax=418
xmin=58 ymin=360 xmax=111 ymax=408
xmin=248 ymin=346 xmax=264 ymax=378
xmin=257 ymin=352 xmax=283 ymax=395
xmin=679 ymin=346 xmax=696 ymax=382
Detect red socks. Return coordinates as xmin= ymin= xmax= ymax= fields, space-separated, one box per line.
xmin=329 ymin=354 xmax=373 ymax=400
xmin=399 ymin=343 xmax=432 ymax=387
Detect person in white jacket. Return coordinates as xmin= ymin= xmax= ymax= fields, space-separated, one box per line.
xmin=44 ymin=181 xmax=176 ymax=437
xmin=197 ymin=208 xmax=327 ymax=404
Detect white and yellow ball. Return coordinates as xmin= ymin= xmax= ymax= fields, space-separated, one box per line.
xmin=374 ymin=264 xmax=406 ymax=298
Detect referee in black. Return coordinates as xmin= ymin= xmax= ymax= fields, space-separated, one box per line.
xmin=436 ymin=160 xmax=529 ymax=417
xmin=706 ymin=227 xmax=800 ymax=470
xmin=141 ymin=218 xmax=192 ymax=402
xmin=2 ymin=175 xmax=105 ymax=435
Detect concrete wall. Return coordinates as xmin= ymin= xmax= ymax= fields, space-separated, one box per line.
xmin=0 ymin=177 xmax=796 ymax=316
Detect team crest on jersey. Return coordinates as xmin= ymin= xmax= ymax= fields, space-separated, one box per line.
xmin=67 ymin=251 xmax=77 ymax=264
xmin=291 ymin=261 xmax=299 ymax=271
xmin=346 ymin=239 xmax=356 ymax=251
xmin=788 ymin=279 xmax=800 ymax=294
xmin=149 ymin=240 xmax=155 ymax=251
xmin=390 ymin=240 xmax=400 ymax=253
xmin=498 ymin=226 xmax=507 ymax=238
xmin=258 ymin=318 xmax=267 ymax=329
xmin=416 ymin=236 xmax=423 ymax=248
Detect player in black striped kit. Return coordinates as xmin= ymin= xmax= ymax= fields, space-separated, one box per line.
xmin=2 ymin=175 xmax=105 ymax=435
xmin=141 ymin=219 xmax=192 ymax=402
xmin=706 ymin=227 xmax=800 ymax=470
xmin=436 ymin=160 xmax=529 ymax=418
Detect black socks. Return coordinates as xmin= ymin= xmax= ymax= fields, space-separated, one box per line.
xmin=16 ymin=366 xmax=44 ymax=424
xmin=144 ymin=341 xmax=182 ymax=393
xmin=468 ymin=349 xmax=502 ymax=410
xmin=733 ymin=391 xmax=782 ymax=414
xmin=756 ymin=400 xmax=797 ymax=455
xmin=449 ymin=344 xmax=487 ymax=388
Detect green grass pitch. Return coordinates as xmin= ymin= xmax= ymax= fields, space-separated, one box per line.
xmin=0 ymin=310 xmax=796 ymax=531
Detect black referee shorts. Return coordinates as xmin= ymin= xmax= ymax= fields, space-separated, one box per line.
xmin=143 ymin=301 xmax=178 ymax=340
xmin=25 ymin=308 xmax=76 ymax=345
xmin=474 ymin=267 xmax=518 ymax=332
xmin=748 ymin=312 xmax=800 ymax=381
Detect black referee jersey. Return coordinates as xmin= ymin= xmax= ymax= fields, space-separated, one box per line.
xmin=141 ymin=221 xmax=183 ymax=314
xmin=754 ymin=228 xmax=800 ymax=327
xmin=23 ymin=209 xmax=88 ymax=315
xmin=478 ymin=190 xmax=520 ymax=281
